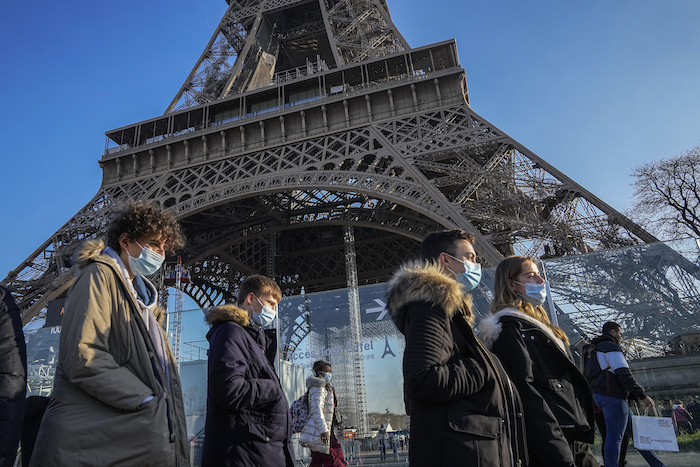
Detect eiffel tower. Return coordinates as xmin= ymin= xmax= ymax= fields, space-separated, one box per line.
xmin=6 ymin=0 xmax=700 ymax=434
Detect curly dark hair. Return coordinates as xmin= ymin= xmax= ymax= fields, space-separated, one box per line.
xmin=105 ymin=201 xmax=185 ymax=253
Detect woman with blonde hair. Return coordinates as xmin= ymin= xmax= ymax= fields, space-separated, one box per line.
xmin=479 ymin=256 xmax=597 ymax=467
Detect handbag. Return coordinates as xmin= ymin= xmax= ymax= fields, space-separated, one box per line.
xmin=630 ymin=406 xmax=679 ymax=452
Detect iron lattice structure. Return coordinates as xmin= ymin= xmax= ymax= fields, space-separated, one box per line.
xmin=5 ymin=0 xmax=700 ymax=430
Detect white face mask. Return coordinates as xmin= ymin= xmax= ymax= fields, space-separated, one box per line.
xmin=251 ymin=295 xmax=277 ymax=328
xmin=513 ymin=280 xmax=548 ymax=306
xmin=444 ymin=253 xmax=482 ymax=292
xmin=128 ymin=241 xmax=165 ymax=276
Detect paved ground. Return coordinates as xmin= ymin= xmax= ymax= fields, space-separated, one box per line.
xmin=338 ymin=449 xmax=700 ymax=466
xmin=617 ymin=449 xmax=700 ymax=467
xmin=297 ymin=448 xmax=700 ymax=466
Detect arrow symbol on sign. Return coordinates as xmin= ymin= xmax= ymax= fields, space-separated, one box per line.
xmin=366 ymin=299 xmax=388 ymax=321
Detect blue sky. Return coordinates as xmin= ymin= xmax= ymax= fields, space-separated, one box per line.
xmin=2 ymin=0 xmax=700 ymax=279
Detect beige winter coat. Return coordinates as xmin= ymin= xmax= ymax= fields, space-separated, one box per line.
xmin=30 ymin=239 xmax=189 ymax=467
xmin=299 ymin=375 xmax=334 ymax=454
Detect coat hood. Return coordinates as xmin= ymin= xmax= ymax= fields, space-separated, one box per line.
xmin=72 ymin=239 xmax=106 ymax=268
xmin=205 ymin=304 xmax=250 ymax=327
xmin=306 ymin=375 xmax=327 ymax=389
xmin=477 ymin=308 xmax=567 ymax=353
xmin=71 ymin=239 xmax=166 ymax=325
xmin=386 ymin=260 xmax=472 ymax=334
xmin=591 ymin=334 xmax=616 ymax=346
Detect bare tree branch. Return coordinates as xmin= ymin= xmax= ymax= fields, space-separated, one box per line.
xmin=630 ymin=146 xmax=700 ymax=239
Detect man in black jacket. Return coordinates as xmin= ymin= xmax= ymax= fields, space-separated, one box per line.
xmin=587 ymin=322 xmax=664 ymax=467
xmin=0 ymin=286 xmax=26 ymax=467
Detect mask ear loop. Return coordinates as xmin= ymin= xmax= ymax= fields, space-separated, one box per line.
xmin=537 ymin=257 xmax=559 ymax=326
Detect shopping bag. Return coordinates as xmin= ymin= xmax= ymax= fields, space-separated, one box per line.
xmin=630 ymin=407 xmax=679 ymax=452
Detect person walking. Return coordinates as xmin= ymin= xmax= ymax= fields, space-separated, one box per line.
xmin=300 ymin=361 xmax=347 ymax=466
xmin=478 ymin=256 xmax=598 ymax=467
xmin=672 ymin=400 xmax=694 ymax=434
xmin=386 ymin=229 xmax=528 ymax=467
xmin=376 ymin=425 xmax=387 ymax=461
xmin=30 ymin=201 xmax=189 ymax=466
xmin=585 ymin=321 xmax=665 ymax=467
xmin=0 ymin=286 xmax=26 ymax=467
xmin=201 ymin=275 xmax=294 ymax=467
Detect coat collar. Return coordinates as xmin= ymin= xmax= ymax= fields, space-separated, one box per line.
xmin=205 ymin=304 xmax=250 ymax=327
xmin=386 ymin=260 xmax=472 ymax=334
xmin=477 ymin=308 xmax=567 ymax=353
xmin=71 ymin=239 xmax=164 ymax=325
xmin=306 ymin=375 xmax=327 ymax=388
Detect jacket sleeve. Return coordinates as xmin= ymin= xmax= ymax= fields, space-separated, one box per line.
xmin=492 ymin=320 xmax=575 ymax=466
xmin=207 ymin=323 xmax=282 ymax=411
xmin=598 ymin=343 xmax=646 ymax=400
xmin=402 ymin=302 xmax=485 ymax=403
xmin=0 ymin=287 xmax=26 ymax=459
xmin=59 ymin=265 xmax=156 ymax=412
xmin=308 ymin=386 xmax=330 ymax=434
xmin=613 ymin=367 xmax=646 ymax=399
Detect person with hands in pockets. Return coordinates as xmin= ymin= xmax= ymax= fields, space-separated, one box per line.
xmin=30 ymin=201 xmax=189 ymax=467
xmin=201 ymin=275 xmax=294 ymax=467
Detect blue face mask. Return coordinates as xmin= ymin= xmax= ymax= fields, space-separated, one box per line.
xmin=251 ymin=296 xmax=277 ymax=328
xmin=514 ymin=280 xmax=548 ymax=307
xmin=324 ymin=372 xmax=332 ymax=383
xmin=445 ymin=253 xmax=482 ymax=292
xmin=128 ymin=241 xmax=165 ymax=276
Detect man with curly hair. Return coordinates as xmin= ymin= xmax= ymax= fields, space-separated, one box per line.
xmin=31 ymin=201 xmax=189 ymax=467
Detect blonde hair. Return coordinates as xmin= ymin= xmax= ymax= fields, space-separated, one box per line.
xmin=490 ymin=256 xmax=569 ymax=344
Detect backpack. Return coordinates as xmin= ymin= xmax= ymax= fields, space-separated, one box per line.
xmin=290 ymin=392 xmax=310 ymax=433
xmin=581 ymin=342 xmax=602 ymax=382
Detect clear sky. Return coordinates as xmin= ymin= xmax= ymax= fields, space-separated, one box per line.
xmin=2 ymin=0 xmax=700 ymax=279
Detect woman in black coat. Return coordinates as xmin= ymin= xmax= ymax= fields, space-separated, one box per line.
xmin=386 ymin=230 xmax=527 ymax=467
xmin=201 ymin=277 xmax=294 ymax=467
xmin=478 ymin=256 xmax=597 ymax=467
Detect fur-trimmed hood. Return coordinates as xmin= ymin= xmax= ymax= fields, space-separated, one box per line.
xmin=205 ymin=304 xmax=250 ymax=327
xmin=306 ymin=375 xmax=327 ymax=389
xmin=72 ymin=238 xmax=106 ymax=268
xmin=386 ymin=260 xmax=472 ymax=334
xmin=477 ymin=308 xmax=567 ymax=353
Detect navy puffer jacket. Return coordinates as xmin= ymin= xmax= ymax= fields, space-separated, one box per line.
xmin=202 ymin=304 xmax=294 ymax=467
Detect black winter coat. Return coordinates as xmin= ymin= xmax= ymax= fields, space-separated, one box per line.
xmin=479 ymin=309 xmax=595 ymax=467
xmin=202 ymin=304 xmax=294 ymax=467
xmin=0 ymin=286 xmax=26 ymax=467
xmin=386 ymin=262 xmax=528 ymax=467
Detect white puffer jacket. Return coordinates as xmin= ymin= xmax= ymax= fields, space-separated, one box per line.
xmin=299 ymin=375 xmax=334 ymax=454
